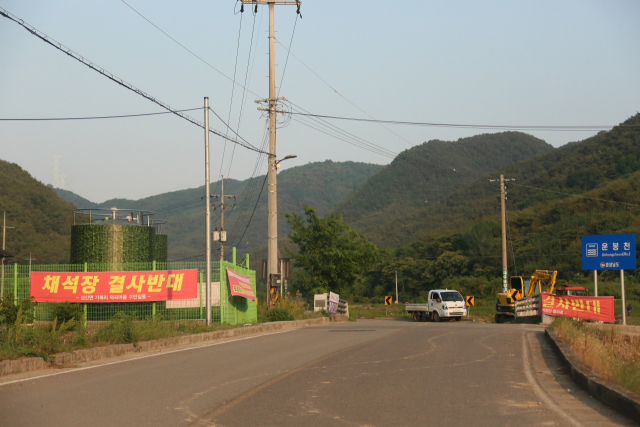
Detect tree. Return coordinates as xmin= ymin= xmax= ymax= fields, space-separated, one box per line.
xmin=284 ymin=205 xmax=380 ymax=297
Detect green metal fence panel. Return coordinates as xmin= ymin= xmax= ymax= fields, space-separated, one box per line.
xmin=2 ymin=261 xmax=254 ymax=324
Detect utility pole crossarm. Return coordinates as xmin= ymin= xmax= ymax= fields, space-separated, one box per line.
xmin=241 ymin=1 xmax=300 ymax=4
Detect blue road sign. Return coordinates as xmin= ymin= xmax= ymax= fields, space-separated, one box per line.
xmin=582 ymin=233 xmax=636 ymax=270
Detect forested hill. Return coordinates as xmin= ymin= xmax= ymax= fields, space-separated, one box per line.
xmin=0 ymin=159 xmax=75 ymax=263
xmin=56 ymin=160 xmax=384 ymax=261
xmin=367 ymin=114 xmax=640 ymax=299
xmin=331 ymin=132 xmax=553 ymax=240
xmin=380 ymin=113 xmax=640 ymax=249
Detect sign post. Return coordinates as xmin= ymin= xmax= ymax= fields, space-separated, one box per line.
xmin=466 ymin=296 xmax=474 ymax=318
xmin=384 ymin=296 xmax=392 ymax=316
xmin=582 ymin=233 xmax=636 ymax=325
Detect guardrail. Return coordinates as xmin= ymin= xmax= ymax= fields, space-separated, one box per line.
xmin=515 ymin=294 xmax=541 ymax=322
xmin=337 ymin=299 xmax=349 ymax=318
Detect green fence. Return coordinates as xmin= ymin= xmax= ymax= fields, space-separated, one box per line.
xmin=0 ymin=260 xmax=257 ymax=325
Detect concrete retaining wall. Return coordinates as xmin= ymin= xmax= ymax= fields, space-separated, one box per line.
xmin=545 ymin=328 xmax=640 ymax=422
xmin=0 ymin=317 xmax=330 ymax=378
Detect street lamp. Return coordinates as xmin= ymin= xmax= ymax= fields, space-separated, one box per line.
xmin=276 ymin=155 xmax=297 ymax=167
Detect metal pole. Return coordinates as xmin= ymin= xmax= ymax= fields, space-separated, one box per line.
xmin=267 ymin=1 xmax=278 ymax=309
xmin=220 ymin=175 xmax=225 ymax=261
xmin=621 ymin=269 xmax=626 ymax=326
xmin=500 ymin=174 xmax=508 ymax=293
xmin=594 ymin=270 xmax=598 ymax=297
xmin=204 ymin=97 xmax=212 ymax=326
xmin=395 ymin=271 xmax=398 ymax=304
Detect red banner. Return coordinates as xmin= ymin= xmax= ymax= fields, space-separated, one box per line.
xmin=226 ymin=267 xmax=254 ymax=300
xmin=539 ymin=292 xmax=615 ymax=323
xmin=31 ymin=270 xmax=198 ymax=303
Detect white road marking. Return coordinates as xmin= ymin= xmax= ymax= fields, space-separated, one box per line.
xmin=521 ymin=333 xmax=584 ymax=427
xmin=0 ymin=329 xmax=294 ymax=387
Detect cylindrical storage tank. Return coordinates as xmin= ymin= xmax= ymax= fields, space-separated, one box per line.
xmin=70 ymin=224 xmax=155 ymax=264
xmin=154 ymin=234 xmax=168 ymax=263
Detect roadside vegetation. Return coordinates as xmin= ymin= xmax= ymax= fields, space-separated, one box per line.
xmin=0 ymin=295 xmax=236 ymax=361
xmin=257 ymin=294 xmax=324 ymax=323
xmin=552 ymin=317 xmax=640 ymax=395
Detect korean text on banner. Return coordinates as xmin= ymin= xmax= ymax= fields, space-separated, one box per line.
xmin=539 ymin=292 xmax=614 ymax=323
xmin=31 ymin=269 xmax=198 ymax=303
xmin=226 ymin=267 xmax=255 ymax=300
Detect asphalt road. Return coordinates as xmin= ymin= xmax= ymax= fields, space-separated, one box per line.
xmin=0 ymin=319 xmax=635 ymax=427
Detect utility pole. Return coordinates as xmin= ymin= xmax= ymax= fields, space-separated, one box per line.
xmin=395 ymin=271 xmax=399 ymax=304
xmin=489 ymin=175 xmax=515 ymax=293
xmin=211 ymin=176 xmax=236 ymax=261
xmin=24 ymin=253 xmax=37 ymax=271
xmin=243 ymin=0 xmax=301 ymax=309
xmin=204 ymin=97 xmax=212 ymax=326
xmin=1 ymin=212 xmax=16 ymax=296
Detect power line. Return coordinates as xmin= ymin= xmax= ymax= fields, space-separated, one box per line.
xmin=511 ymin=183 xmax=640 ymax=207
xmin=0 ymin=8 xmax=268 ymax=155
xmin=0 ymin=108 xmax=201 ymax=121
xmin=289 ymin=112 xmax=638 ymax=131
xmin=235 ymin=173 xmax=268 ymax=247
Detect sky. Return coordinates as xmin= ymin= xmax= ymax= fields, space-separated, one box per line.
xmin=1 ymin=0 xmax=639 ymax=203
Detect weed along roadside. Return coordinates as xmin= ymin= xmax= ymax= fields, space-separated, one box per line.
xmin=0 ymin=313 xmax=334 ymax=378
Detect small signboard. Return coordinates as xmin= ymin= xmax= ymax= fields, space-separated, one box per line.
xmin=581 ymin=233 xmax=636 ymax=270
xmin=384 ymin=296 xmax=393 ymax=305
xmin=227 ymin=267 xmax=255 ymax=300
xmin=466 ymin=296 xmax=474 ymax=307
xmin=327 ymin=292 xmax=339 ymax=314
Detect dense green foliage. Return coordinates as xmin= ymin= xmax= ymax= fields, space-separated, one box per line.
xmin=366 ymin=114 xmax=640 ymax=301
xmin=0 ymin=159 xmax=75 ymax=263
xmin=332 ymin=131 xmax=553 ymax=247
xmin=57 ymin=160 xmax=384 ymax=262
xmin=285 ymin=205 xmax=380 ymax=297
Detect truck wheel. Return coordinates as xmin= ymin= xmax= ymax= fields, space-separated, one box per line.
xmin=455 ymin=316 xmax=462 ymax=322
xmin=495 ymin=314 xmax=503 ymax=324
xmin=433 ymin=311 xmax=441 ymax=322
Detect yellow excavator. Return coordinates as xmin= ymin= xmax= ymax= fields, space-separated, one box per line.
xmin=495 ymin=270 xmax=557 ymax=323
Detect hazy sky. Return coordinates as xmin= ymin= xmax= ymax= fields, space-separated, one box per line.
xmin=2 ymin=0 xmax=639 ymax=202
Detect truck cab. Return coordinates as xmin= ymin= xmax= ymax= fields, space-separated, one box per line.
xmin=429 ymin=289 xmax=467 ymax=321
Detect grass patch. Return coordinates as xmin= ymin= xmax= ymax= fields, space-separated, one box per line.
xmin=552 ymin=317 xmax=640 ymax=395
xmin=349 ymin=303 xmax=409 ymax=318
xmin=257 ymin=295 xmax=323 ymax=323
xmin=0 ymin=309 xmax=234 ymax=361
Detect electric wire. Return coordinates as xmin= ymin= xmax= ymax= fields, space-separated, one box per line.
xmin=274 ymin=38 xmax=413 ymax=145
xmin=225 ymin=10 xmax=259 ymax=178
xmin=0 ymin=108 xmax=201 ymax=121
xmin=214 ymin=11 xmax=245 ymax=198
xmin=0 ymin=8 xmax=268 ymax=155
xmin=288 ymin=111 xmax=637 ymax=131
xmin=511 ymin=183 xmax=640 ymax=208
xmin=276 ymin=14 xmax=298 ymax=98
xmin=118 ymin=0 xmax=261 ymax=98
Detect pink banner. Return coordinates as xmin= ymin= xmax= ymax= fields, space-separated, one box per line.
xmin=226 ymin=267 xmax=255 ymax=300
xmin=539 ymin=292 xmax=615 ymax=323
xmin=31 ymin=269 xmax=198 ymax=303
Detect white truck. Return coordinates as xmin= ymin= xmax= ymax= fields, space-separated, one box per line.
xmin=406 ymin=289 xmax=467 ymax=322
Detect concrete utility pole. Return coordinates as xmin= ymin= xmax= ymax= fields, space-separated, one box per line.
xmin=204 ymin=97 xmax=212 ymax=326
xmin=243 ymin=0 xmax=301 ymax=309
xmin=1 ymin=212 xmax=16 ymax=296
xmin=395 ymin=271 xmax=398 ymax=304
xmin=211 ymin=176 xmax=236 ymax=261
xmin=489 ymin=175 xmax=515 ymax=293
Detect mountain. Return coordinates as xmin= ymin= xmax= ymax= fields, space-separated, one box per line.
xmin=331 ymin=131 xmax=554 ymax=246
xmin=0 ymin=159 xmax=75 ymax=264
xmin=366 ymin=114 xmax=640 ymax=300
xmin=57 ymin=160 xmax=385 ymax=262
